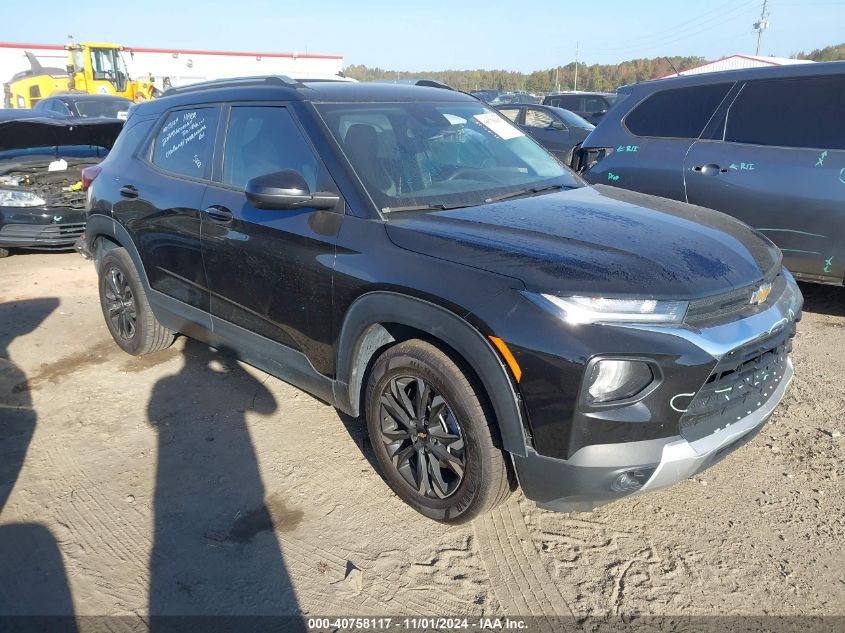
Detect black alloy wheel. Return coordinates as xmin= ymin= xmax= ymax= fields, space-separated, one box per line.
xmin=97 ymin=247 xmax=173 ymax=356
xmin=365 ymin=339 xmax=513 ymax=523
xmin=377 ymin=376 xmax=466 ymax=499
xmin=103 ymin=266 xmax=137 ymax=341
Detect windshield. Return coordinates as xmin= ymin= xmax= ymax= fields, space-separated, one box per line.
xmin=90 ymin=48 xmax=129 ymax=92
xmin=73 ymin=99 xmax=130 ymax=119
xmin=548 ymin=107 xmax=595 ymax=130
xmin=316 ymin=101 xmax=579 ymax=212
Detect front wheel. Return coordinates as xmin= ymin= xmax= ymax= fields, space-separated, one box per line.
xmin=365 ymin=339 xmax=513 ymax=523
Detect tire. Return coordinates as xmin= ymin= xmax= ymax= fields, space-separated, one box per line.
xmin=98 ymin=247 xmax=173 ymax=355
xmin=365 ymin=339 xmax=512 ymax=523
xmin=0 ymin=247 xmax=10 ymax=258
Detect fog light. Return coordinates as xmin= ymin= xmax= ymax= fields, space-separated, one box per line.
xmin=611 ymin=469 xmax=650 ymax=492
xmin=586 ymin=359 xmax=653 ymax=403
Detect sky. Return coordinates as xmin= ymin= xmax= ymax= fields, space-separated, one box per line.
xmin=3 ymin=0 xmax=845 ymax=72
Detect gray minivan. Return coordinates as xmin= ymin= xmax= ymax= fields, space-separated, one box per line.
xmin=577 ymin=61 xmax=845 ymax=286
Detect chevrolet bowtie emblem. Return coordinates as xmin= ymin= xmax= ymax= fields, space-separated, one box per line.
xmin=750 ymin=283 xmax=772 ymax=305
xmin=52 ymin=215 xmax=63 ymax=224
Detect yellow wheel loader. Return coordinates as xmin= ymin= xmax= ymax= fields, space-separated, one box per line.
xmin=6 ymin=43 xmax=158 ymax=109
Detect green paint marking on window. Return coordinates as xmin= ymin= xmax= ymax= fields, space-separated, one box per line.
xmin=816 ymin=150 xmax=828 ymax=167
xmin=607 ymin=172 xmax=620 ymax=181
xmin=729 ymin=162 xmax=755 ymax=171
xmin=615 ymin=145 xmax=639 ymax=153
xmin=824 ymin=257 xmax=834 ymax=274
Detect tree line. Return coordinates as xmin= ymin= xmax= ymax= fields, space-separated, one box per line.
xmin=345 ymin=43 xmax=845 ymax=93
xmin=795 ymin=42 xmax=845 ymax=62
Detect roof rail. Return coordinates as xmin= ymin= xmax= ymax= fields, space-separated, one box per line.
xmin=414 ymin=79 xmax=456 ymax=91
xmin=161 ymin=75 xmax=305 ymax=97
xmin=413 ymin=79 xmax=482 ymax=101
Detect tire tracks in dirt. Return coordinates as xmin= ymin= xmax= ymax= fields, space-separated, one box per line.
xmin=41 ymin=442 xmax=151 ymax=609
xmin=473 ymin=498 xmax=574 ymax=629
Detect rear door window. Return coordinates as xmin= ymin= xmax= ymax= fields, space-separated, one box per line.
xmin=498 ymin=107 xmax=521 ymax=123
xmin=152 ymin=107 xmax=219 ymax=179
xmin=724 ymin=76 xmax=845 ymax=150
xmin=50 ymin=100 xmax=70 ymax=115
xmin=625 ymin=83 xmax=732 ymax=139
xmin=524 ymin=108 xmax=555 ymax=128
xmin=582 ymin=96 xmax=607 ymax=114
xmin=556 ymin=95 xmax=580 ymax=110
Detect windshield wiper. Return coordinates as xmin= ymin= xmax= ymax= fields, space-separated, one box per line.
xmin=380 ymin=184 xmax=571 ymax=213
xmin=483 ymin=184 xmax=568 ymax=204
xmin=381 ymin=203 xmax=468 ymax=213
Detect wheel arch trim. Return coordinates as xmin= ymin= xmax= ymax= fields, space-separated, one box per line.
xmin=86 ymin=215 xmax=150 ymax=287
xmin=333 ymin=291 xmax=529 ymax=457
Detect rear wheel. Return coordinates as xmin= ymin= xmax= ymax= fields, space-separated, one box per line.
xmin=98 ymin=247 xmax=173 ymax=355
xmin=365 ymin=339 xmax=512 ymax=523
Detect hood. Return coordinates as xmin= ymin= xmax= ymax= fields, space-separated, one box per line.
xmin=385 ymin=185 xmax=781 ymax=299
xmin=569 ymin=127 xmax=592 ymax=142
xmin=0 ymin=116 xmax=123 ymax=153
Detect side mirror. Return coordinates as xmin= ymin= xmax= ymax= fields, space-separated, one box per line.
xmin=549 ymin=120 xmax=566 ymax=130
xmin=244 ymin=169 xmax=339 ymax=211
xmin=594 ymin=109 xmax=608 ymax=117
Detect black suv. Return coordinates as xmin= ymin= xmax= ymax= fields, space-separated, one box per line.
xmin=577 ymin=61 xmax=845 ymax=286
xmin=542 ymin=92 xmax=618 ymax=125
xmin=82 ymin=77 xmax=802 ymax=523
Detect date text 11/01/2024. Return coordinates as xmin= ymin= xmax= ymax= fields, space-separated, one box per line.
xmin=307 ymin=617 xmax=529 ymax=630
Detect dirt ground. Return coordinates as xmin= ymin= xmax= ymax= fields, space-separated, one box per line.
xmin=1 ymin=251 xmax=843 ymax=624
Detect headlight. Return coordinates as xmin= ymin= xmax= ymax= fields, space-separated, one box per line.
xmin=585 ymin=359 xmax=654 ymax=403
xmin=0 ymin=189 xmax=46 ymax=208
xmin=526 ymin=293 xmax=687 ymax=325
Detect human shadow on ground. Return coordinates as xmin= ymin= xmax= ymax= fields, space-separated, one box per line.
xmin=0 ymin=298 xmax=77 ymax=628
xmin=146 ymin=339 xmax=305 ymax=632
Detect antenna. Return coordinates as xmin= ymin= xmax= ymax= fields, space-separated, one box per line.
xmin=573 ymin=41 xmax=579 ymax=91
xmin=754 ymin=0 xmax=770 ymax=56
xmin=664 ymin=56 xmax=680 ymax=76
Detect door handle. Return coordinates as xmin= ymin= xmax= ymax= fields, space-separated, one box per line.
xmin=204 ymin=205 xmax=233 ymax=224
xmin=119 ymin=185 xmax=139 ymax=199
xmin=692 ymin=163 xmax=725 ymax=176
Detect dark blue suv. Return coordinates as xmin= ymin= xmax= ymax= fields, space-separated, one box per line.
xmin=577 ymin=61 xmax=845 ymax=286
xmin=80 ymin=77 xmax=801 ymax=522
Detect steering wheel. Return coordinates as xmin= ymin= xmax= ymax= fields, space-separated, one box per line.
xmin=445 ymin=164 xmax=497 ymax=181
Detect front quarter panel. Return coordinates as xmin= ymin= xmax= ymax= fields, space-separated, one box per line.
xmin=331 ymin=214 xmax=531 ymax=455
xmin=470 ymin=290 xmax=718 ymax=460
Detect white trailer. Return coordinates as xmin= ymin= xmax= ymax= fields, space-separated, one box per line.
xmin=0 ymin=41 xmax=346 ymax=97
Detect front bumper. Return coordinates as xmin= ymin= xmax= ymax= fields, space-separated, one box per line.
xmin=641 ymin=357 xmax=793 ymax=493
xmin=510 ymin=272 xmax=802 ymax=512
xmin=515 ymin=358 xmax=793 ymax=513
xmin=0 ymin=207 xmax=86 ymax=249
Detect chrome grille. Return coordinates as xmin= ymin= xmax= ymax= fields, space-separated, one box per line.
xmin=685 ymin=270 xmax=784 ymax=326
